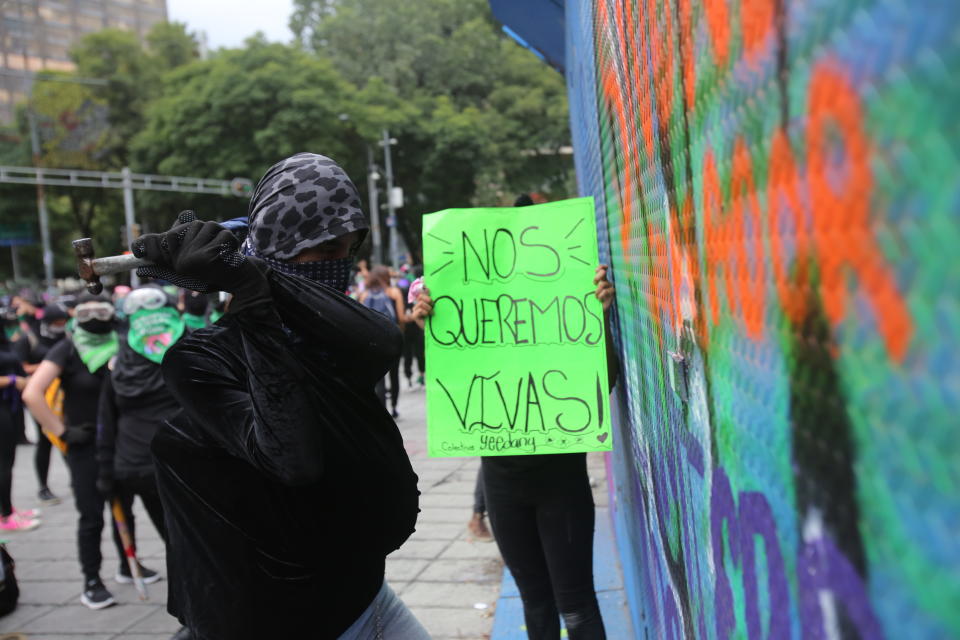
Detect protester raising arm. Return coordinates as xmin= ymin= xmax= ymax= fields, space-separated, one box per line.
xmin=132 ymin=217 xmax=402 ymax=486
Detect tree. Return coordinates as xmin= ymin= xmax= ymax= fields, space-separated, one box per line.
xmin=0 ymin=24 xmax=202 ymax=281
xmin=147 ymin=22 xmax=200 ymax=71
xmin=130 ymin=38 xmax=364 ymax=231
xmin=291 ymin=0 xmax=574 ymax=258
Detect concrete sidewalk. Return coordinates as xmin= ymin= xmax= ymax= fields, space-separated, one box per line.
xmin=0 ymin=384 xmax=502 ymax=639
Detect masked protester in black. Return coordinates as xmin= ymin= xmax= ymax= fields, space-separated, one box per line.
xmin=15 ymin=303 xmax=69 ymax=505
xmin=97 ymin=287 xmax=188 ymax=555
xmin=132 ymin=153 xmax=424 ymax=640
xmin=23 ymin=294 xmax=159 ymax=610
xmin=0 ymin=319 xmax=34 ymax=532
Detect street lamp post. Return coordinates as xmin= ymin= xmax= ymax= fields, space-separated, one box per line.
xmin=380 ymin=129 xmax=399 ymax=269
xmin=366 ymin=145 xmax=382 ymax=264
xmin=26 ymin=109 xmax=54 ymax=286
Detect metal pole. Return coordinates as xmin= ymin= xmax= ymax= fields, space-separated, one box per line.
xmin=366 ymin=145 xmax=382 ymax=264
xmin=121 ymin=167 xmax=139 ymax=287
xmin=382 ymin=129 xmax=398 ymax=269
xmin=10 ymin=246 xmax=21 ymax=282
xmin=27 ymin=110 xmax=54 ymax=288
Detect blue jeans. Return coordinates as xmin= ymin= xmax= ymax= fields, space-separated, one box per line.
xmin=338 ymin=580 xmax=430 ymax=639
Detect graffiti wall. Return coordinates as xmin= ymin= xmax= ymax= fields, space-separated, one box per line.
xmin=563 ymin=1 xmax=959 ymax=638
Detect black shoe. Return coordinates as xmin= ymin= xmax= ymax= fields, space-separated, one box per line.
xmin=80 ymin=577 xmax=116 ymax=610
xmin=38 ymin=487 xmax=60 ymax=506
xmin=171 ymin=627 xmax=193 ymax=640
xmin=391 ymin=408 xmax=399 ymax=419
xmin=116 ymin=562 xmax=161 ymax=585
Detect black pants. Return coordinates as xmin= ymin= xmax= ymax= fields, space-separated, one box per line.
xmin=483 ymin=461 xmax=605 ymax=640
xmin=35 ymin=420 xmax=52 ymax=490
xmin=375 ymin=357 xmax=402 ymax=412
xmin=115 ymin=473 xmax=167 ymax=546
xmin=402 ymin=325 xmax=424 ymax=380
xmin=0 ymin=410 xmax=19 ymax=517
xmin=65 ymin=445 xmax=125 ymax=580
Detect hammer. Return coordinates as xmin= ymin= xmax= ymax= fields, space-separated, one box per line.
xmin=72 ymin=217 xmax=249 ymax=293
xmin=73 ymin=238 xmax=150 ymax=295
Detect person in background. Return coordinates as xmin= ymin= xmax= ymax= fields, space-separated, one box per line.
xmin=0 ymin=316 xmax=39 ymax=532
xmin=22 ymin=294 xmax=144 ymax=610
xmin=12 ymin=293 xmax=42 ymax=345
xmin=180 ymin=290 xmax=209 ymax=330
xmin=15 ymin=303 xmax=70 ymax=506
xmin=359 ymin=265 xmax=407 ymax=418
xmin=102 ymin=286 xmax=187 ymax=639
xmin=399 ymin=266 xmax=425 ymax=389
xmin=412 ymin=193 xmax=617 ymax=639
xmin=97 ymin=287 xmax=182 ymax=587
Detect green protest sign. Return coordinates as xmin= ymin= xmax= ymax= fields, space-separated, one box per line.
xmin=422 ymin=197 xmax=612 ymax=457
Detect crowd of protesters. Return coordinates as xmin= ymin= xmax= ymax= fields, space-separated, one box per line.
xmin=0 ymin=152 xmax=611 ymax=640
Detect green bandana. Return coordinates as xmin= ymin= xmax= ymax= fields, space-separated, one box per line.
xmin=128 ymin=308 xmax=185 ymax=364
xmin=209 ymin=310 xmax=224 ymax=324
xmin=72 ymin=326 xmax=118 ymax=373
xmin=183 ymin=313 xmax=208 ymax=330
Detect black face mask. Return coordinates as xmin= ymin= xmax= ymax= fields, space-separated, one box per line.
xmin=78 ymin=319 xmax=114 ymax=334
xmin=245 ymin=248 xmax=354 ymax=293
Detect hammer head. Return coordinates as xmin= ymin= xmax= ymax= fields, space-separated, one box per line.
xmin=72 ymin=238 xmax=103 ymax=295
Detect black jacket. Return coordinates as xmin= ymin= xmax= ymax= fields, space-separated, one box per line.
xmin=153 ymin=270 xmax=420 ymax=639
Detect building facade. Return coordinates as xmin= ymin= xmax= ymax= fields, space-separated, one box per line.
xmin=0 ymin=0 xmax=168 ymax=122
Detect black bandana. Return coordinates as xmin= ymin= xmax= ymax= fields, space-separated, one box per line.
xmin=244 ymin=247 xmax=353 ymax=293
xmin=242 ymin=153 xmax=368 ymax=260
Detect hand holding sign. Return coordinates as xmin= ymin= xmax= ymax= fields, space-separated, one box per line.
xmin=422 ymin=197 xmax=613 ymax=457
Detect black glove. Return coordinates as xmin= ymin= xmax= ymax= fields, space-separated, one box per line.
xmin=61 ymin=422 xmax=95 ymax=446
xmin=96 ymin=471 xmax=114 ymax=498
xmin=132 ymin=211 xmax=254 ymax=294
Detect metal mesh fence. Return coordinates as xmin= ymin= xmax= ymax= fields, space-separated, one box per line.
xmin=564 ymin=1 xmax=960 ymax=637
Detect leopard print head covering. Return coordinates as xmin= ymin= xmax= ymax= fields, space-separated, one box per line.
xmin=242 ymin=153 xmax=368 ymax=259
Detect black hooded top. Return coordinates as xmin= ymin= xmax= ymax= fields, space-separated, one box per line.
xmin=152 ymin=270 xmax=420 ymax=639
xmin=96 ymin=324 xmax=182 ymax=479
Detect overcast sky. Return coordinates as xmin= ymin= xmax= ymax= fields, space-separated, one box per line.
xmin=166 ymin=0 xmax=296 ymax=50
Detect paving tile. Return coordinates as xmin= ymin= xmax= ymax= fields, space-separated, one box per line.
xmin=419 ymin=493 xmax=476 ymax=508
xmin=384 ymin=558 xmax=428 ymax=582
xmin=6 ymin=540 xmax=77 ymax=561
xmin=0 ymin=604 xmax=54 ymax=632
xmin=15 ymin=560 xmax=80 ymax=581
xmin=417 ymin=558 xmax=502 ymax=584
xmin=418 ymin=507 xmax=473 ymax=524
xmin=426 ymin=480 xmax=477 ymax=495
xmin=19 ymin=603 xmax=155 ymax=633
xmin=16 ymin=579 xmax=82 ymax=605
xmin=407 ymin=522 xmax=466 ymax=541
xmin=124 ymin=607 xmax=182 ymax=633
xmin=403 ymin=582 xmax=500 ymax=609
xmin=439 ymin=540 xmax=504 ymax=561
xmin=389 ymin=539 xmax=449 ymax=560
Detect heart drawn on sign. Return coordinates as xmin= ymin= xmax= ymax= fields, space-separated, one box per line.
xmin=597 ymin=433 xmax=609 ymax=443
